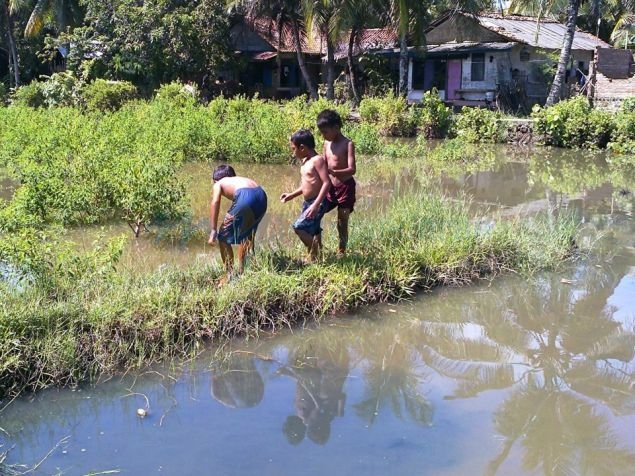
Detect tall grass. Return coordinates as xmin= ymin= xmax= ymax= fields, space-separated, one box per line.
xmin=0 ymin=190 xmax=578 ymax=398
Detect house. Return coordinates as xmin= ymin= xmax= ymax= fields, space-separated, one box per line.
xmin=408 ymin=11 xmax=612 ymax=109
xmin=229 ymin=16 xmax=324 ymax=99
xmin=587 ymin=47 xmax=635 ymax=109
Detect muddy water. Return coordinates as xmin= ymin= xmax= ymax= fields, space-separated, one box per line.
xmin=58 ymin=144 xmax=635 ymax=271
xmin=1 ymin=147 xmax=635 ymax=474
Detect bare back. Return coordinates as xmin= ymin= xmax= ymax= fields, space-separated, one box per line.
xmin=300 ymin=155 xmax=328 ymax=200
xmin=324 ymin=135 xmax=354 ymax=186
xmin=218 ymin=176 xmax=259 ymax=200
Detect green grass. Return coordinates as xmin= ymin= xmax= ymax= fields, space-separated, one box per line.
xmin=0 ymin=190 xmax=578 ymax=398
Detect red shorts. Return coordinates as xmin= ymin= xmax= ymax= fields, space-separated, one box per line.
xmin=325 ymin=177 xmax=356 ymax=213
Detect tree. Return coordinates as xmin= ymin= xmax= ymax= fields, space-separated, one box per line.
xmin=380 ymin=0 xmax=428 ymax=97
xmin=545 ymin=0 xmax=582 ymax=105
xmin=302 ymin=0 xmax=344 ymax=100
xmin=236 ymin=0 xmax=319 ymax=99
xmin=64 ymin=0 xmax=231 ymax=91
xmin=1 ymin=0 xmax=20 ymax=86
xmin=23 ymin=0 xmax=83 ymax=38
xmin=611 ymin=13 xmax=635 ymax=47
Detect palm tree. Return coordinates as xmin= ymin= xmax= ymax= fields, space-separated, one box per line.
xmin=611 ymin=13 xmax=635 ymax=47
xmin=236 ymin=0 xmax=319 ymax=99
xmin=23 ymin=0 xmax=83 ymax=38
xmin=546 ymin=0 xmax=583 ymax=105
xmin=379 ymin=0 xmax=427 ymax=97
xmin=0 ymin=0 xmax=19 ymax=86
xmin=303 ymin=0 xmax=340 ymax=99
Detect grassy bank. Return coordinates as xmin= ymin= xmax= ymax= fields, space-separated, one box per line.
xmin=0 ymin=190 xmax=578 ymax=398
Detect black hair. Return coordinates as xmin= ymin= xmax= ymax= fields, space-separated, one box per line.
xmin=212 ymin=164 xmax=236 ymax=182
xmin=317 ymin=109 xmax=342 ymax=129
xmin=290 ymin=129 xmax=315 ymax=149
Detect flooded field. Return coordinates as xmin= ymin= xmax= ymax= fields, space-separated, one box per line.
xmin=1 ymin=145 xmax=634 ymax=475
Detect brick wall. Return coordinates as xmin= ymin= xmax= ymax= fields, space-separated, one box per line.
xmin=591 ymin=48 xmax=635 ymax=108
xmin=596 ymin=48 xmax=633 ymax=79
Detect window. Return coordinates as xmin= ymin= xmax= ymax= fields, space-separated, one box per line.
xmin=471 ymin=53 xmax=485 ymax=81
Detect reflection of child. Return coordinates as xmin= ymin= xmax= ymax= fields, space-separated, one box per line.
xmin=281 ymin=348 xmax=348 ymax=446
xmin=317 ymin=109 xmax=356 ymax=257
xmin=211 ymin=354 xmax=265 ymax=409
xmin=208 ymin=165 xmax=268 ymax=279
xmin=280 ymin=130 xmax=331 ymax=262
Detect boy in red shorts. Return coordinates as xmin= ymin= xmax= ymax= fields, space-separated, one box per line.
xmin=317 ymin=109 xmax=356 ymax=257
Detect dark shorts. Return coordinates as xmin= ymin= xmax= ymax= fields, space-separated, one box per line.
xmin=325 ymin=177 xmax=356 ymax=213
xmin=217 ymin=186 xmax=268 ymax=245
xmin=292 ymin=197 xmax=327 ymax=237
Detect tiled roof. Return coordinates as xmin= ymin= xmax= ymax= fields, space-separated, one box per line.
xmin=332 ymin=28 xmax=398 ymax=60
xmin=248 ymin=17 xmax=324 ymax=54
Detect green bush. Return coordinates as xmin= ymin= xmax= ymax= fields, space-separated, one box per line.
xmin=620 ymin=97 xmax=635 ymax=112
xmin=154 ymin=81 xmax=199 ymax=107
xmin=414 ymin=89 xmax=453 ymax=139
xmin=82 ymin=79 xmax=139 ymax=112
xmin=10 ymin=82 xmax=46 ymax=108
xmin=39 ymin=72 xmax=81 ymax=108
xmin=454 ymin=107 xmax=504 ymax=143
xmin=609 ymin=110 xmax=635 ymax=154
xmin=359 ymin=93 xmax=417 ymax=136
xmin=532 ymin=96 xmax=614 ymax=149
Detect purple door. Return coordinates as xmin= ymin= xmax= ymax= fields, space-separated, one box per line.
xmin=446 ymin=59 xmax=462 ymax=100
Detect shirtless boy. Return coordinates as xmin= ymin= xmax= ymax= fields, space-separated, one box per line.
xmin=208 ymin=165 xmax=268 ymax=277
xmin=317 ymin=109 xmax=356 ymax=256
xmin=280 ymin=129 xmax=331 ymax=262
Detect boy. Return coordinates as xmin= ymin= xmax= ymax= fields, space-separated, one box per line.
xmin=317 ymin=109 xmax=356 ymax=257
xmin=280 ymin=129 xmax=331 ymax=262
xmin=208 ymin=164 xmax=268 ymax=278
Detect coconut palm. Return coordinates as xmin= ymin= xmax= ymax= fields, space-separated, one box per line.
xmin=302 ymin=0 xmax=340 ymax=100
xmin=235 ymin=0 xmax=319 ymax=99
xmin=378 ymin=0 xmax=428 ymax=97
xmin=0 ymin=0 xmax=19 ymax=86
xmin=23 ymin=0 xmax=83 ymax=38
xmin=611 ymin=13 xmax=635 ymax=47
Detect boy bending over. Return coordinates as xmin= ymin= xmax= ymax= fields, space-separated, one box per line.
xmin=280 ymin=129 xmax=331 ymax=262
xmin=208 ymin=165 xmax=268 ymax=277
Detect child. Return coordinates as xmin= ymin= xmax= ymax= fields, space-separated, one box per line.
xmin=208 ymin=164 xmax=268 ymax=278
xmin=280 ymin=129 xmax=331 ymax=262
xmin=317 ymin=109 xmax=356 ymax=257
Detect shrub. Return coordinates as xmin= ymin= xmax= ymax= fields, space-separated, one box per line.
xmin=38 ymin=72 xmax=82 ymax=108
xmin=154 ymin=81 xmax=199 ymax=107
xmin=532 ymin=96 xmax=614 ymax=148
xmin=82 ymin=79 xmax=139 ymax=111
xmin=10 ymin=81 xmax=46 ymax=108
xmin=620 ymin=97 xmax=635 ymax=112
xmin=414 ymin=89 xmax=453 ymax=139
xmin=359 ymin=93 xmax=417 ymax=136
xmin=454 ymin=107 xmax=504 ymax=143
xmin=609 ymin=110 xmax=635 ymax=154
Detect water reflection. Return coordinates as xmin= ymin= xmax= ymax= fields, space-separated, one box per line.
xmin=280 ymin=341 xmax=348 ymax=445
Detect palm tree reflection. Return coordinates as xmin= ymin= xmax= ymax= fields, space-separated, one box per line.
xmin=416 ymin=260 xmax=635 ymax=475
xmin=353 ymin=335 xmax=433 ymax=427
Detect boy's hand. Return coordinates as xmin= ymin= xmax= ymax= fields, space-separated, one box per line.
xmin=280 ymin=192 xmax=291 ymax=203
xmin=305 ymin=204 xmax=318 ymax=219
xmin=208 ymin=229 xmax=218 ymax=244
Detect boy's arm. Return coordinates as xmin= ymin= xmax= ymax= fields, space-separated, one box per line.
xmin=305 ymin=157 xmax=331 ymax=218
xmin=208 ymin=182 xmax=222 ymax=243
xmin=280 ymin=187 xmax=303 ymax=203
xmin=329 ymin=140 xmax=356 ymax=177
